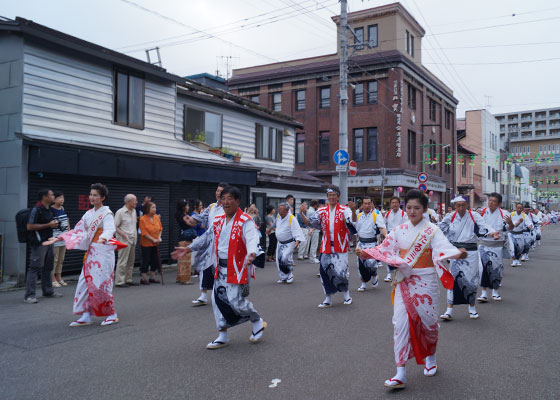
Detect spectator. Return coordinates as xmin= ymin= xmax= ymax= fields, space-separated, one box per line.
xmin=265 ymin=205 xmax=277 ymax=262
xmin=139 ymin=201 xmax=162 ymax=285
xmin=286 ymin=194 xmax=295 ymax=214
xmin=307 ymin=200 xmax=320 ymax=263
xmin=136 ymin=195 xmax=152 ymax=218
xmin=25 ymin=188 xmax=63 ymax=303
xmin=51 ymin=191 xmax=69 ymax=287
xmin=175 ymin=199 xmax=195 ymax=285
xmin=247 ymin=203 xmax=262 ymax=227
xmin=114 ymin=194 xmax=138 ymax=287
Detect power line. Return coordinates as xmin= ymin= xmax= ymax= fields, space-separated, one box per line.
xmin=429 ymin=5 xmax=560 ymax=27
xmin=425 ymin=57 xmax=560 ymax=66
xmin=423 ymin=41 xmax=560 ymax=50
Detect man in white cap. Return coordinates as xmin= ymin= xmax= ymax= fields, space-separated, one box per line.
xmin=438 ymin=195 xmax=499 ymax=321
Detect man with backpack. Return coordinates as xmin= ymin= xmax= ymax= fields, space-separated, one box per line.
xmin=24 ymin=188 xmax=63 ymax=303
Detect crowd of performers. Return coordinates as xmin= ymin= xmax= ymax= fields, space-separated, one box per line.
xmin=43 ymin=181 xmax=557 ymax=390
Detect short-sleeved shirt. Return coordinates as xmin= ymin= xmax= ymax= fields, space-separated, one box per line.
xmin=51 ymin=207 xmax=70 ymax=247
xmin=139 ymin=214 xmax=163 ymax=247
xmin=28 ymin=204 xmax=54 ymax=246
xmin=115 ymin=206 xmax=138 ymax=244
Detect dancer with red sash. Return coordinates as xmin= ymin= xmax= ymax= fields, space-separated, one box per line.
xmin=172 ymin=186 xmax=264 ymax=349
xmin=45 ymin=183 xmax=124 ymax=327
xmin=300 ymin=185 xmax=356 ymax=308
xmin=356 ymin=190 xmax=466 ymax=389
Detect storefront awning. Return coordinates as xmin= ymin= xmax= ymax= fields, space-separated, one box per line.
xmin=474 ymin=190 xmax=487 ymax=201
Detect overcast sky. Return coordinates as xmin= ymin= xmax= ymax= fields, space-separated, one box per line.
xmin=3 ymin=0 xmax=560 ymax=117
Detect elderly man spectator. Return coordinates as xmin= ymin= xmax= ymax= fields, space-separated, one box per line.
xmin=115 ymin=194 xmax=139 ymax=287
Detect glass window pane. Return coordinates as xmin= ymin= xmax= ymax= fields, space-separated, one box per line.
xmin=367 ymin=81 xmax=378 ymax=103
xmin=128 ymin=75 xmax=143 ymax=127
xmin=355 ymin=28 xmax=364 ymax=50
xmin=367 ymin=128 xmax=378 ymax=161
xmin=296 ymin=133 xmax=305 ymax=164
xmin=185 ymin=108 xmax=204 ymax=142
xmin=320 ymin=88 xmax=330 ymax=108
xmin=354 ymin=83 xmax=364 ymax=105
xmin=204 ymin=111 xmax=222 ymax=148
xmin=262 ymin=127 xmax=270 ymax=159
xmin=320 ymin=131 xmax=330 ymax=163
xmin=368 ymin=25 xmax=378 ymax=47
xmin=271 ymin=128 xmax=277 ymax=161
xmin=354 ymin=129 xmax=363 ymax=161
xmin=116 ymin=72 xmax=128 ymax=124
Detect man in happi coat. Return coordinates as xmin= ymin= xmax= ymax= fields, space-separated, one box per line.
xmin=476 ymin=193 xmax=514 ymax=303
xmin=300 ymin=185 xmax=357 ymax=308
xmin=172 ymin=186 xmax=265 ymax=349
xmin=438 ymin=196 xmax=499 ymax=321
xmin=184 ymin=182 xmax=227 ymax=306
xmin=273 ymin=202 xmax=305 ymax=284
xmin=356 ymin=190 xmax=465 ymax=389
xmin=383 ymin=196 xmax=408 ymax=282
xmin=354 ymin=197 xmax=387 ymax=291
xmin=509 ymin=203 xmax=533 ymax=266
xmin=532 ymin=208 xmax=544 ymax=246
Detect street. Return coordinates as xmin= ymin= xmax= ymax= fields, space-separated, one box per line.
xmin=1 ymin=226 xmax=559 ymax=400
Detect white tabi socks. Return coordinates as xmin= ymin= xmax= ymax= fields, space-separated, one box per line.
xmin=343 ymin=291 xmax=351 ymax=301
xmin=77 ymin=312 xmax=91 ymax=323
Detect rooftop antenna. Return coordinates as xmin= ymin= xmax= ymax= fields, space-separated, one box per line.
xmin=484 ymin=95 xmax=492 ymax=110
xmin=145 ymin=47 xmax=162 ymax=67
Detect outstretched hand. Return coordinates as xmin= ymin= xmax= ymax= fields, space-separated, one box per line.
xmin=171 ymin=246 xmax=191 ymax=260
xmin=42 ymin=237 xmax=60 ymax=246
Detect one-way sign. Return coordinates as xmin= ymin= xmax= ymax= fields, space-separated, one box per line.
xmin=333 ymin=149 xmax=349 ymax=165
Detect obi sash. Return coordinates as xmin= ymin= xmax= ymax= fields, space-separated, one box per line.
xmin=399 ymin=249 xmax=433 ymax=268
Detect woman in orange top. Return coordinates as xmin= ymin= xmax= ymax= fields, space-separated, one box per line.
xmin=139 ymin=202 xmax=162 ymax=285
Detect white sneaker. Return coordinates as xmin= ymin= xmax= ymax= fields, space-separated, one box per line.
xmin=384 ymin=274 xmax=392 ymax=282
xmin=310 ymin=258 xmax=320 ymax=264
xmin=372 ymin=277 xmax=379 ymax=288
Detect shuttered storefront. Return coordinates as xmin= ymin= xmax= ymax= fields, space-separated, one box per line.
xmin=28 ymin=173 xmax=170 ymax=273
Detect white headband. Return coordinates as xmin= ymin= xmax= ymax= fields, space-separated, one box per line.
xmin=451 ymin=196 xmax=467 ymax=204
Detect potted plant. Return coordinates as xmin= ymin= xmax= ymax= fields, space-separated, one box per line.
xmin=221 ymin=147 xmax=234 ymax=160
xmin=233 ymin=152 xmax=242 ymax=162
xmin=209 ymin=147 xmax=223 ymax=156
xmin=190 ymin=131 xmax=210 ymax=151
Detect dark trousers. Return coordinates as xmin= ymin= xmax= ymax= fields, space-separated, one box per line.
xmin=25 ymin=245 xmax=54 ymax=299
xmin=141 ymin=246 xmax=160 ymax=273
xmin=267 ymin=233 xmax=277 ymax=257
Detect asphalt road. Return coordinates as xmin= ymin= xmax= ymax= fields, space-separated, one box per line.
xmin=1 ymin=225 xmax=559 ymax=400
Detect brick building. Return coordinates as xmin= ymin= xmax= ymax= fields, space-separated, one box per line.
xmin=228 ymin=2 xmax=458 ymax=208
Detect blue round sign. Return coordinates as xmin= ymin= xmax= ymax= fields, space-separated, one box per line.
xmin=333 ymin=149 xmax=349 ymax=165
xmin=418 ymin=183 xmax=427 ymax=192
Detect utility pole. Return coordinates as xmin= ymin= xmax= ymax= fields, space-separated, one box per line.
xmin=338 ymin=0 xmax=349 ymax=203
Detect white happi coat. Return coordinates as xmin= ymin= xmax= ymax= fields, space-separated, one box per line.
xmin=363 ymin=220 xmax=460 ymax=364
xmin=274 ymin=213 xmax=306 ymax=280
xmin=385 ymin=208 xmax=408 ymax=233
xmin=60 ymin=206 xmax=117 ymax=317
xmin=192 ymin=202 xmax=224 ymax=271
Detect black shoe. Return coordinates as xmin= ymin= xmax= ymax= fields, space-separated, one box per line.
xmin=43 ymin=292 xmax=63 ymax=298
xmin=140 ymin=279 xmax=150 ymax=285
xmin=149 ymin=278 xmax=160 ymax=284
xmin=116 ymin=284 xmax=128 ymax=288
xmin=127 ymin=282 xmax=140 ymax=286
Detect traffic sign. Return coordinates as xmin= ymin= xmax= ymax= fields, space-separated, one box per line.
xmin=418 ymin=183 xmax=427 ymax=192
xmin=417 ymin=172 xmax=428 ymax=183
xmin=335 ymin=165 xmax=347 ymax=172
xmin=333 ymin=149 xmax=349 ymax=165
xmin=348 ymin=160 xmax=357 ymax=176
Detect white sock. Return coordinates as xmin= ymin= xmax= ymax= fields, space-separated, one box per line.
xmin=394 ymin=366 xmax=406 ymax=382
xmin=480 ymin=289 xmax=488 ymax=298
xmin=344 ymin=291 xmax=351 ymax=301
xmin=78 ymin=312 xmax=91 ymax=322
xmin=492 ymin=289 xmax=500 ymax=297
xmin=360 ymin=282 xmax=367 ymax=289
xmin=425 ymin=354 xmax=436 ymax=368
xmin=199 ymin=292 xmax=208 ymax=302
xmin=468 ymin=305 xmax=477 ymax=314
xmin=217 ymin=331 xmax=228 ymax=343
xmin=445 ymin=307 xmax=453 ymax=315
xmin=323 ymin=295 xmax=331 ymax=304
xmin=252 ymin=318 xmax=263 ymax=333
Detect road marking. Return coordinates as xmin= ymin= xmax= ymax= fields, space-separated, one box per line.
xmin=269 ymin=378 xmax=281 ymax=388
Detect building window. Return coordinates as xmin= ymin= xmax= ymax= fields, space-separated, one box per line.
xmin=407 ymin=84 xmax=416 ymax=110
xmin=367 ymin=127 xmax=378 ymax=161
xmin=114 ymin=71 xmax=145 ymax=129
xmin=354 ymin=83 xmax=364 ymax=105
xmin=319 ymin=131 xmax=330 ymax=163
xmin=271 ymin=92 xmax=282 ymax=111
xmin=184 ymin=107 xmax=222 ymax=148
xmin=488 ymin=166 xmax=491 ymax=181
xmin=320 ymin=87 xmax=331 ymax=109
xmin=410 ymin=34 xmax=415 ymax=57
xmin=368 ymin=24 xmax=378 ymax=47
xmin=445 ymin=110 xmax=452 ymax=129
xmin=250 ymin=95 xmax=259 ymax=104
xmin=429 ymin=139 xmax=436 ymax=170
xmin=353 ymin=128 xmax=364 ymax=161
xmin=296 ymin=132 xmax=305 ymax=164
xmin=295 ymin=90 xmax=306 ymax=111
xmin=429 ymin=99 xmax=436 ymax=121
xmin=462 ymin=160 xmax=467 ymax=177
xmin=354 ymin=27 xmax=364 ymax=50
xmin=256 ymin=124 xmax=282 ymax=162
xmin=367 ymin=81 xmax=378 ymax=104
xmin=408 ymin=130 xmax=416 ymax=165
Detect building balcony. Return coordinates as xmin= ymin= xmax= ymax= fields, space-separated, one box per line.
xmin=535 ymin=112 xmax=547 ymax=119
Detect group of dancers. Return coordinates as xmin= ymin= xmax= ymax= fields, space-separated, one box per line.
xmin=45 ymin=181 xmax=554 ymax=390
